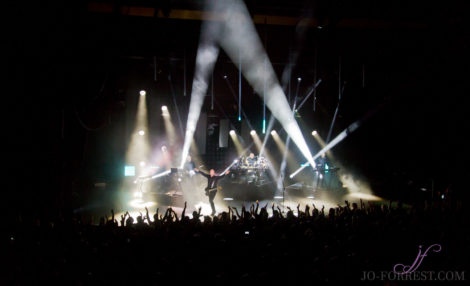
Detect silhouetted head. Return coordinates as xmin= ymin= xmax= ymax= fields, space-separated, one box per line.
xmin=126 ymin=216 xmax=134 ymax=227
xmin=273 ymin=210 xmax=280 ymax=218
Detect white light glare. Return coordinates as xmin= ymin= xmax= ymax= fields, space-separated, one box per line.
xmin=139 ymin=161 xmax=146 ymax=167
xmin=139 ymin=90 xmax=146 ymax=96
xmin=271 ymin=130 xmax=276 ymax=136
xmin=161 ymin=105 xmax=168 ymax=111
xmin=312 ymin=130 xmax=317 ymax=136
xmin=250 ymin=130 xmax=256 ymax=135
xmin=138 ymin=130 xmax=145 ymax=136
xmin=213 ymin=0 xmax=315 ymax=166
xmin=230 ymin=130 xmax=236 ymax=135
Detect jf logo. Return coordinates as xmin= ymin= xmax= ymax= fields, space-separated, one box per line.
xmin=393 ymin=244 xmax=442 ymax=274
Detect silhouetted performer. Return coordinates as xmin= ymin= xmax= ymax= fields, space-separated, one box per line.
xmin=245 ymin=153 xmax=257 ymax=167
xmin=315 ymin=153 xmax=328 ymax=189
xmin=194 ymin=168 xmax=230 ymax=216
xmin=184 ymin=155 xmax=196 ymax=177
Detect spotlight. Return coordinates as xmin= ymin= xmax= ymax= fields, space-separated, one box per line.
xmin=124 ymin=165 xmax=136 ymax=177
xmin=139 ymin=90 xmax=146 ymax=96
xmin=138 ymin=130 xmax=145 ymax=136
xmin=271 ymin=130 xmax=277 ymax=136
xmin=250 ymin=130 xmax=256 ymax=135
xmin=161 ymin=105 xmax=168 ymax=111
xmin=233 ymin=159 xmax=238 ymax=163
xmin=312 ymin=130 xmax=317 ymax=136
xmin=223 ymin=75 xmax=228 ymax=79
xmin=229 ymin=130 xmax=236 ymax=135
xmin=297 ymin=77 xmax=302 ymax=82
xmin=139 ymin=161 xmax=146 ymax=167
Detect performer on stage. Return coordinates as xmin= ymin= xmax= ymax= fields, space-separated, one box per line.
xmin=245 ymin=153 xmax=257 ymax=167
xmin=316 ymin=153 xmax=327 ymax=169
xmin=184 ymin=155 xmax=196 ymax=176
xmin=194 ymin=168 xmax=230 ymax=216
xmin=314 ymin=153 xmax=328 ymax=189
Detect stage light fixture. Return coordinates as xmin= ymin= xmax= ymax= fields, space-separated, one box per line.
xmin=230 ymin=130 xmax=236 ymax=135
xmin=312 ymin=130 xmax=317 ymax=136
xmin=161 ymin=105 xmax=168 ymax=111
xmin=139 ymin=90 xmax=146 ymax=96
xmin=271 ymin=130 xmax=276 ymax=136
xmin=138 ymin=130 xmax=145 ymax=136
xmin=297 ymin=77 xmax=302 ymax=81
xmin=250 ymin=130 xmax=256 ymax=135
xmin=124 ymin=165 xmax=136 ymax=177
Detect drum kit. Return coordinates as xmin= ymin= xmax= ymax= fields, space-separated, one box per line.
xmin=231 ymin=155 xmax=270 ymax=184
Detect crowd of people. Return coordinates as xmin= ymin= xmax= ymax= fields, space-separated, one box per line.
xmin=6 ymin=198 xmax=468 ymax=285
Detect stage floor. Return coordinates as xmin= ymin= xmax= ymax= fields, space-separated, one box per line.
xmin=73 ymin=176 xmax=385 ymax=224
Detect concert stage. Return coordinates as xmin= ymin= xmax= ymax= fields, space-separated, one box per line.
xmin=75 ymin=169 xmax=352 ymax=225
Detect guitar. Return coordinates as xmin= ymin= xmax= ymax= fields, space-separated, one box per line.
xmin=205 ymin=185 xmax=222 ymax=196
